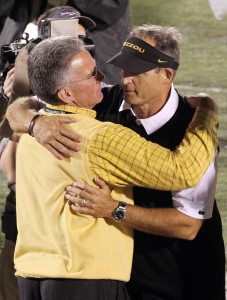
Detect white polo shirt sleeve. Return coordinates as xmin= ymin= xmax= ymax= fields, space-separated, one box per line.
xmin=172 ymin=152 xmax=218 ymax=219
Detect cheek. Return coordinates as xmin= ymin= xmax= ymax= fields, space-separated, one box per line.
xmin=87 ymin=83 xmax=99 ymax=100
xmin=142 ymin=80 xmax=157 ymax=95
xmin=78 ymin=83 xmax=103 ymax=106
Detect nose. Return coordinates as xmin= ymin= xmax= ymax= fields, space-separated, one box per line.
xmin=121 ymin=76 xmax=132 ymax=85
xmin=121 ymin=70 xmax=134 ymax=85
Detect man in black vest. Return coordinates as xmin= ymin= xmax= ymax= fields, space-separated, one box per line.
xmin=5 ymin=24 xmax=226 ymax=299
xmin=65 ymin=25 xmax=226 ymax=300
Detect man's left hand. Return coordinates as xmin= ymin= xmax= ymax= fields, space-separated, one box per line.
xmin=66 ymin=178 xmax=118 ymax=218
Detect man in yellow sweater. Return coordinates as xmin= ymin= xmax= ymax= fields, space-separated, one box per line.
xmin=15 ymin=36 xmax=218 ymax=300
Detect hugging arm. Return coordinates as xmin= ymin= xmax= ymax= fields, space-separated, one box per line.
xmin=5 ymin=93 xmax=217 ymax=160
xmin=66 ymin=179 xmax=203 ymax=240
xmin=65 ymin=131 xmax=218 ymax=240
xmin=6 ymin=96 xmax=83 ymax=160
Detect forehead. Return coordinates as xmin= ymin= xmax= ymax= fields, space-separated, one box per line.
xmin=71 ymin=49 xmax=95 ymax=70
xmin=139 ymin=36 xmax=156 ymax=47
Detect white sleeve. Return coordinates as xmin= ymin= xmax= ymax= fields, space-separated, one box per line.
xmin=171 ymin=152 xmax=218 ymax=220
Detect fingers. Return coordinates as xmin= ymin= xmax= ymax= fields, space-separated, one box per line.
xmin=36 ymin=134 xmax=78 ymax=160
xmin=66 ymin=181 xmax=111 ymax=204
xmin=65 ymin=184 xmax=98 ymax=214
xmin=33 ymin=115 xmax=82 ymax=159
xmin=65 ymin=192 xmax=93 ymax=216
xmin=185 ymin=94 xmax=218 ymax=112
xmin=3 ymin=67 xmax=15 ymax=97
xmin=66 ymin=185 xmax=94 ymax=202
xmin=6 ymin=67 xmax=15 ymax=78
xmin=93 ymin=178 xmax=108 ymax=189
xmin=48 ymin=136 xmax=80 ymax=156
xmin=66 ymin=193 xmax=89 ymax=207
xmin=44 ymin=144 xmax=67 ymax=160
xmin=70 ymin=203 xmax=91 ymax=215
xmin=80 ymin=199 xmax=86 ymax=207
xmin=65 ymin=181 xmax=116 ymax=218
xmin=67 ymin=192 xmax=92 ymax=215
xmin=58 ymin=128 xmax=82 ymax=151
xmin=75 ymin=182 xmax=100 ymax=195
xmin=71 ymin=180 xmax=108 ymax=193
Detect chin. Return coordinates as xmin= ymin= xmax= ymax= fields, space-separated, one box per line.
xmin=124 ymin=95 xmax=136 ymax=105
xmin=91 ymin=95 xmax=103 ymax=108
xmin=95 ymin=97 xmax=103 ymax=105
xmin=97 ymin=92 xmax=104 ymax=102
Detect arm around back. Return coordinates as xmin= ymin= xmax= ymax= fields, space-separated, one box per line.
xmin=88 ymin=105 xmax=218 ymax=190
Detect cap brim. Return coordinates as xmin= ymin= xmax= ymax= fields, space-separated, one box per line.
xmin=107 ymin=51 xmax=158 ymax=74
xmin=78 ymin=16 xmax=96 ymax=30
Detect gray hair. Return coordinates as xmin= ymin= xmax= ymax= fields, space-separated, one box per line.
xmin=130 ymin=24 xmax=182 ymax=64
xmin=28 ymin=36 xmax=84 ymax=104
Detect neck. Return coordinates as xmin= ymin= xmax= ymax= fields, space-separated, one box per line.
xmin=132 ymin=93 xmax=170 ymax=119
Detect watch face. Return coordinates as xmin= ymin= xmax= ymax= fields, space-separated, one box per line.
xmin=112 ymin=202 xmax=127 ymax=221
xmin=114 ymin=209 xmax=125 ymax=221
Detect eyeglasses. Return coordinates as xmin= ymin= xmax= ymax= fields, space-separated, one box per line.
xmin=69 ymin=66 xmax=104 ymax=84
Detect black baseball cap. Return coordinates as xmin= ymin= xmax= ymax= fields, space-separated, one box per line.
xmin=107 ymin=36 xmax=179 ymax=74
xmin=48 ymin=8 xmax=96 ymax=30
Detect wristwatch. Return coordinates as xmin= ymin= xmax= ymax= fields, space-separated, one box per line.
xmin=112 ymin=201 xmax=127 ymax=222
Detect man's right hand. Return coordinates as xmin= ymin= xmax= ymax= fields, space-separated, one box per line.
xmin=6 ymin=96 xmax=82 ymax=159
xmin=186 ymin=93 xmax=218 ymax=113
xmin=33 ymin=115 xmax=82 ymax=160
xmin=3 ymin=67 xmax=15 ymax=98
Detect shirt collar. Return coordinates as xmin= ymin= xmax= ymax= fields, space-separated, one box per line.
xmin=119 ymin=84 xmax=179 ymax=135
xmin=42 ymin=104 xmax=97 ymax=119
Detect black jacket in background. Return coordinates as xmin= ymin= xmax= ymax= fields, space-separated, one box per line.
xmin=66 ymin=0 xmax=130 ymax=84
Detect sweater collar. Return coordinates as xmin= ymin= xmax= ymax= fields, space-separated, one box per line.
xmin=42 ymin=104 xmax=97 ymax=119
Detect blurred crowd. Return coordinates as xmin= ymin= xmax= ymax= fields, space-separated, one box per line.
xmin=0 ymin=0 xmax=130 ymax=85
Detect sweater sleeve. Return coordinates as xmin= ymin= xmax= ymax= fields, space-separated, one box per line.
xmin=89 ymin=106 xmax=218 ymax=191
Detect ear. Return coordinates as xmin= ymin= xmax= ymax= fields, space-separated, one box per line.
xmin=163 ymin=68 xmax=174 ymax=82
xmin=57 ymin=87 xmax=74 ymax=104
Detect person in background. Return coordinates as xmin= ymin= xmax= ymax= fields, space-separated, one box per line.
xmin=0 ymin=135 xmax=18 ymax=300
xmin=8 ymin=24 xmax=225 ymax=300
xmin=0 ymin=6 xmax=95 ymax=300
xmin=14 ymin=35 xmax=217 ymax=300
xmin=0 ymin=5 xmax=96 ymax=138
xmin=0 ymin=0 xmax=47 ymax=46
xmin=66 ymin=0 xmax=130 ymax=84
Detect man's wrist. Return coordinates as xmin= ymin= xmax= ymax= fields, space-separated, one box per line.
xmin=28 ymin=114 xmax=43 ymax=136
